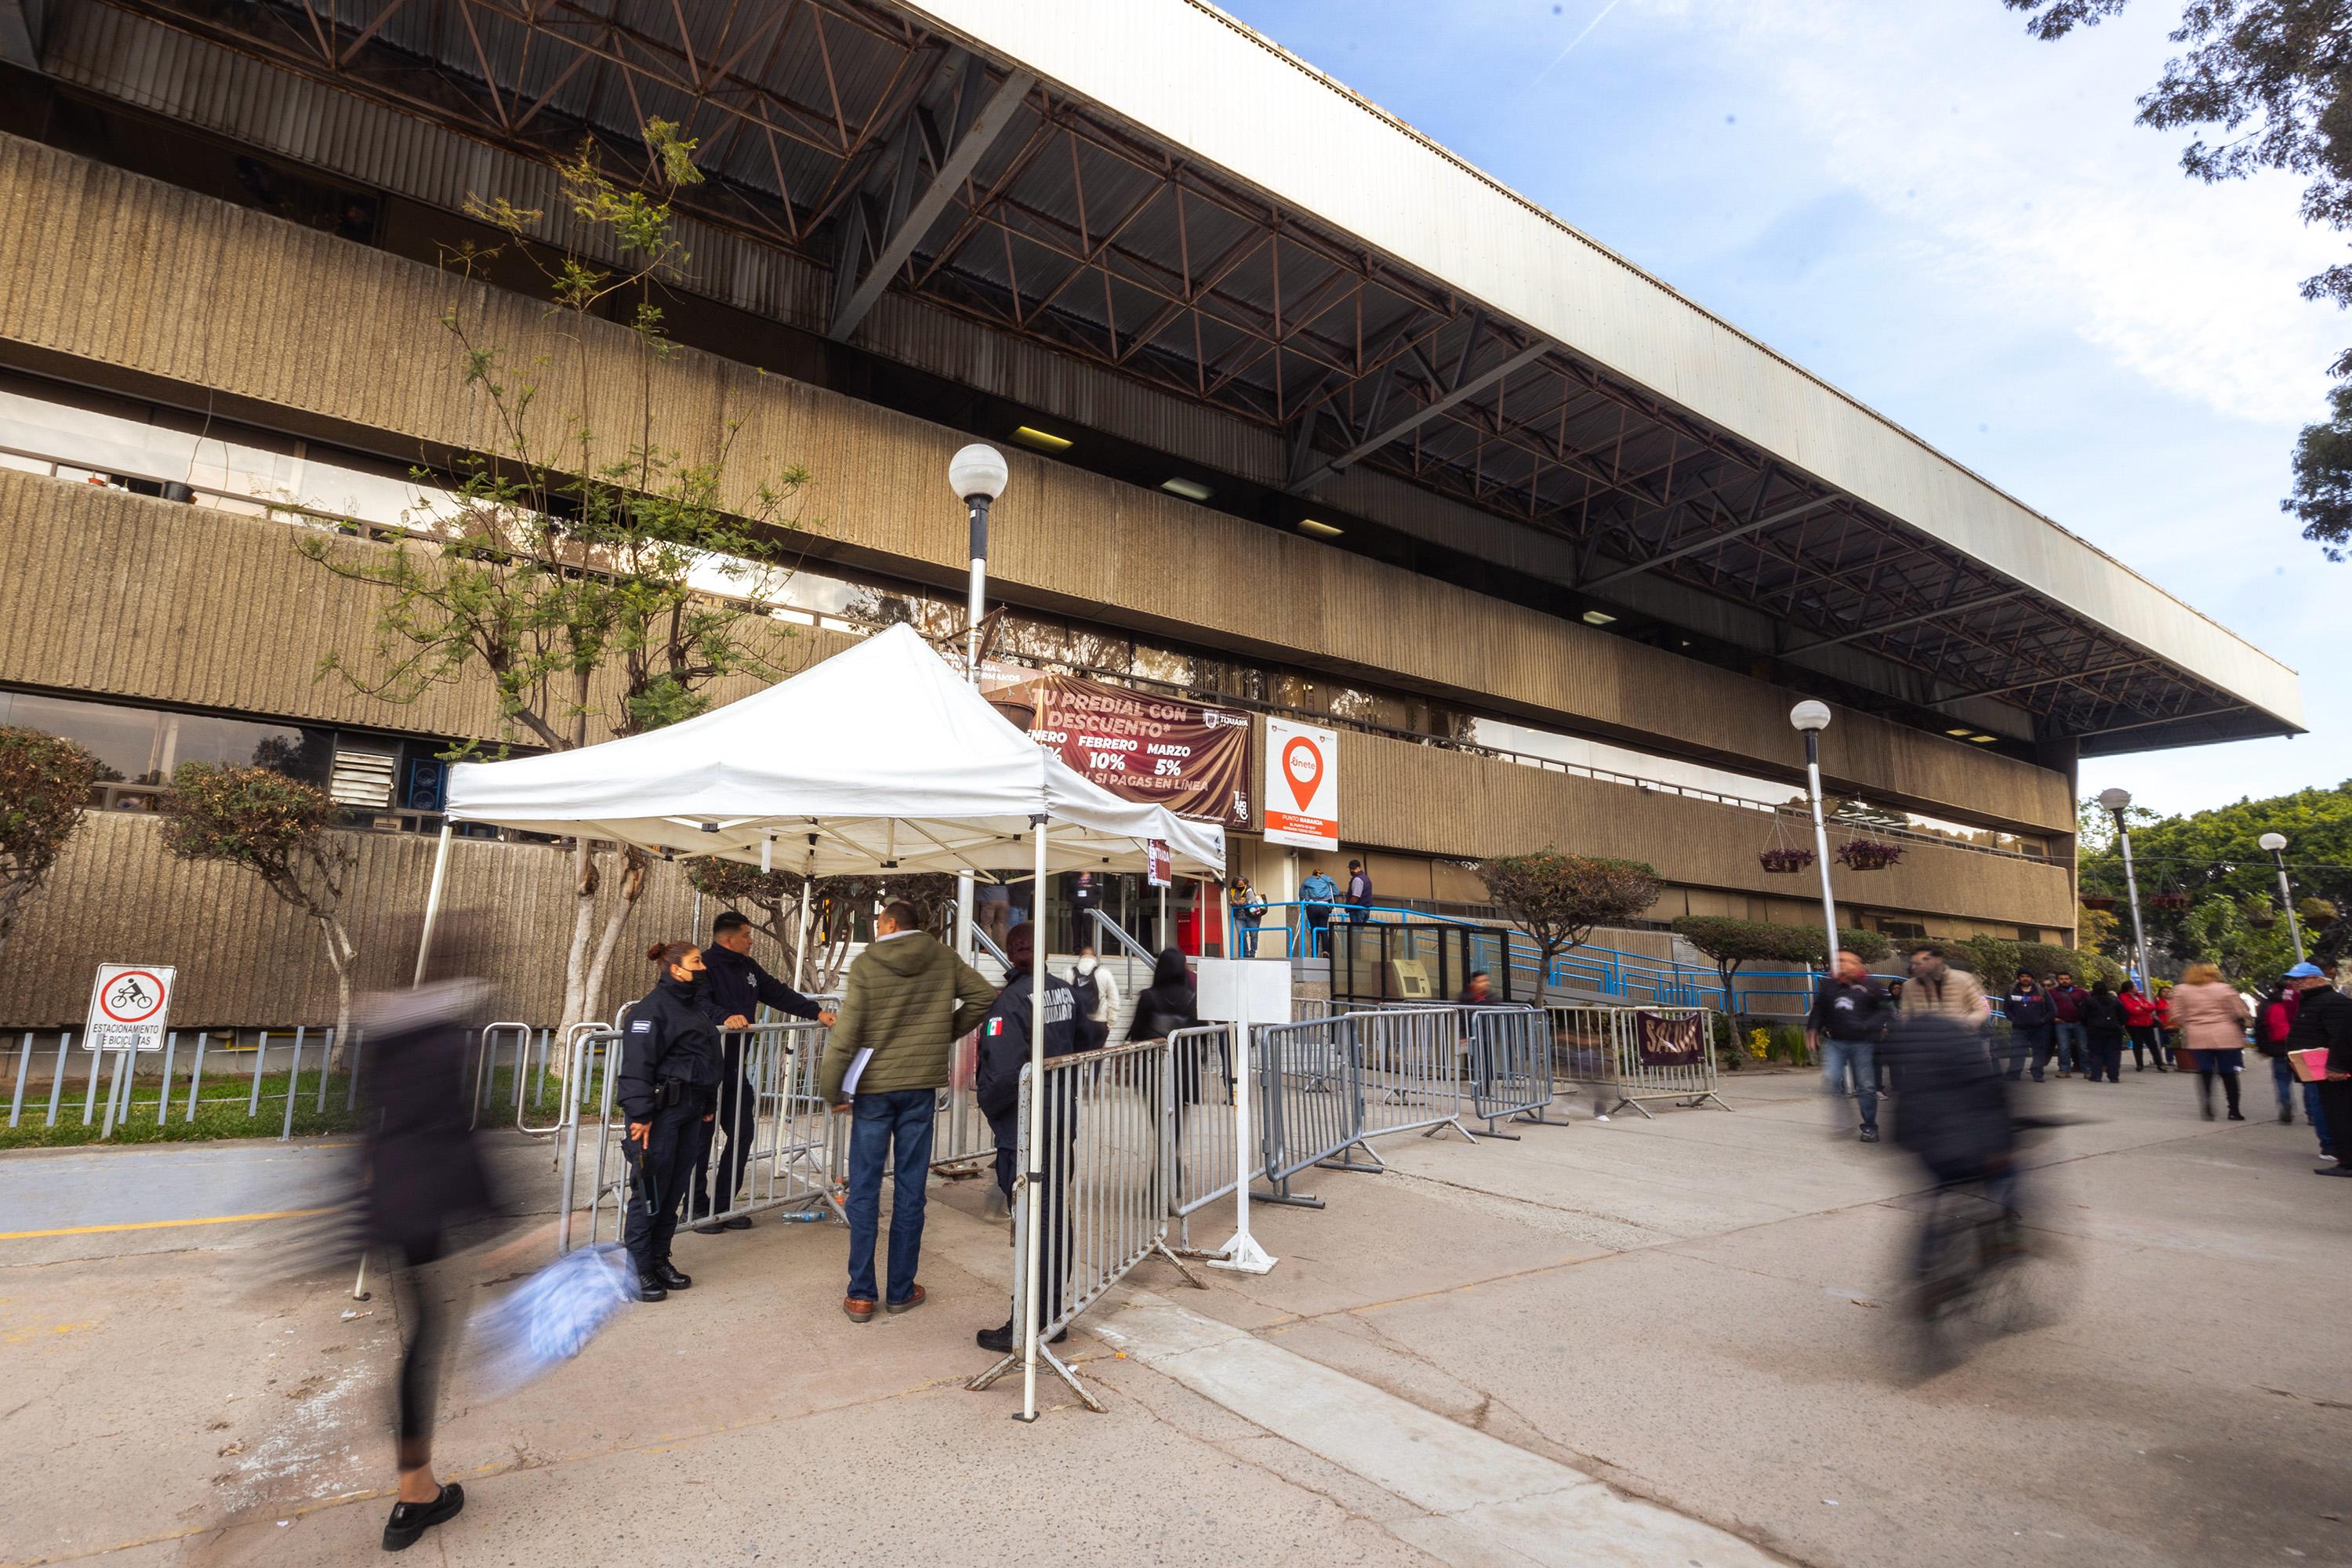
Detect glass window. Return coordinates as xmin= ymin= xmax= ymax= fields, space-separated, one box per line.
xmin=164 ymin=712 xmax=333 ymax=782
xmin=0 ymin=690 xmax=159 ymax=783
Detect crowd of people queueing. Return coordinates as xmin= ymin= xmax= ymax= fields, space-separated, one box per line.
xmin=1807 ymin=946 xmax=2352 ymax=1171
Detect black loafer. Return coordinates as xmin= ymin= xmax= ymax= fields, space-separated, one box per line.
xmin=383 ymin=1483 xmax=463 ymax=1552
xmin=724 ymin=1214 xmax=754 ymax=1230
xmin=654 ymin=1261 xmax=693 ymax=1290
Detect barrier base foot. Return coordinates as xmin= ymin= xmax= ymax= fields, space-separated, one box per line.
xmin=1206 ymin=1230 xmax=1278 ymax=1274
xmin=1254 ymin=1185 xmax=1325 ymax=1208
xmin=1419 ymin=1118 xmax=1477 ymax=1145
xmin=1476 ymin=1123 xmax=1523 ymax=1141
xmin=1316 ymin=1141 xmax=1385 ymax=1174
xmin=1153 ymin=1240 xmax=1210 ymax=1290
xmin=1514 ymin=1109 xmax=1568 ymax=1127
xmin=1607 ymin=1096 xmax=1656 ymax=1121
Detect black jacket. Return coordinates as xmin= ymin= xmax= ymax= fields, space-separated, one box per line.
xmin=2004 ymin=989 xmax=2054 ymax=1030
xmin=699 ymin=943 xmax=822 ymax=1029
xmin=1885 ymin=1012 xmax=2015 ymax=1184
xmin=975 ymin=972 xmax=1081 ymax=1127
xmin=1129 ymin=980 xmax=1200 ymax=1044
xmin=2284 ymin=984 xmax=2352 ymax=1075
xmin=619 ymin=975 xmax=723 ymax=1119
xmin=2079 ymin=993 xmax=2127 ymax=1041
xmin=1807 ymin=976 xmax=1893 ymax=1043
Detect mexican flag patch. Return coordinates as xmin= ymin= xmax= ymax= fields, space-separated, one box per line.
xmin=985 ymin=1018 xmax=1005 ymax=1036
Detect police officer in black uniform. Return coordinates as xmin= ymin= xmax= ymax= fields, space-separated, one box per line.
xmin=974 ymin=923 xmax=1086 ymax=1354
xmin=690 ymin=911 xmax=836 ymax=1234
xmin=619 ymin=941 xmax=722 ymax=1300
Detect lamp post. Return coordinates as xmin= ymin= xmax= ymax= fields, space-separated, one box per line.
xmin=949 ymin=444 xmax=1009 ymax=958
xmin=2099 ymin=787 xmax=2154 ymax=991
xmin=2259 ymin=831 xmax=2306 ymax=963
xmin=1789 ymin=701 xmax=1841 ymax=983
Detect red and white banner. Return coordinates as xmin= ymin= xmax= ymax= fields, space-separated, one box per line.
xmin=1263 ymin=718 xmax=1338 ymax=851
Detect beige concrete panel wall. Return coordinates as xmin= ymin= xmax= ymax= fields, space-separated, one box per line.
xmin=0 ymin=134 xmax=2071 ymax=833
xmin=0 ymin=471 xmax=842 ymax=742
xmin=1336 ymin=730 xmax=2073 ymax=930
xmin=0 ymin=811 xmax=715 ymax=1026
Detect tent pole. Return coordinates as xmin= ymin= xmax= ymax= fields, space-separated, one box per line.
xmin=795 ymin=874 xmax=814 ymax=993
xmin=1018 ymin=815 xmax=1048 ymax=1423
xmin=412 ymin=822 xmax=454 ymax=986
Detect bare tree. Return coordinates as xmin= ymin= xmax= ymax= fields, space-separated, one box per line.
xmin=294 ymin=120 xmax=810 ymax=1029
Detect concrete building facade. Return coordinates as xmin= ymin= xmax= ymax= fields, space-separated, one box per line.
xmin=0 ymin=1 xmax=2296 ymax=1026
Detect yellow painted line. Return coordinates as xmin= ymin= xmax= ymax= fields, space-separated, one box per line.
xmin=0 ymin=1207 xmax=332 ymax=1241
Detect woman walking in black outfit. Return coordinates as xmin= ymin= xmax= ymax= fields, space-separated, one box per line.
xmin=2081 ymin=980 xmax=2128 ymax=1083
xmin=354 ymin=964 xmax=502 ymax=1552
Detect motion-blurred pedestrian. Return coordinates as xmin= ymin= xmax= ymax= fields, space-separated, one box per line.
xmin=1906 ymin=946 xmax=1990 ymax=1028
xmin=353 ymin=937 xmax=503 ymax=1552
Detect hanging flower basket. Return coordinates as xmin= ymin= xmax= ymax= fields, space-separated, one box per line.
xmin=1758 ymin=847 xmax=1817 ymax=874
xmin=2151 ymin=892 xmax=2190 ymax=910
xmin=1835 ymin=838 xmax=1904 ymax=872
xmin=2080 ymin=895 xmax=2118 ymax=911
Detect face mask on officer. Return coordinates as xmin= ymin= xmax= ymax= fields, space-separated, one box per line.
xmin=663 ymin=948 xmax=706 ymax=993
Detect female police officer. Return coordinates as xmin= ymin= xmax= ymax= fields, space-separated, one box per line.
xmin=620 ymin=942 xmax=723 ymax=1299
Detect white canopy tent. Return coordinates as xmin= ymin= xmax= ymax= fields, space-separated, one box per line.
xmin=421 ymin=622 xmax=1228 ymax=1422
xmin=437 ymin=622 xmax=1225 ymax=880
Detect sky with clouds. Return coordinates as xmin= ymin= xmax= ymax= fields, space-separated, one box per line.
xmin=1220 ymin=0 xmax=2347 ymax=820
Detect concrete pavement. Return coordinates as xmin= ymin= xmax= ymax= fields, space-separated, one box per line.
xmin=0 ymin=1063 xmax=2343 ymax=1567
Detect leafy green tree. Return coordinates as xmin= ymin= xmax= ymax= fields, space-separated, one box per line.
xmin=2003 ymin=1 xmax=2352 ymax=551
xmin=1670 ymin=916 xmax=1889 ymax=1017
xmin=0 ymin=727 xmax=99 ymax=964
xmin=2077 ymin=782 xmax=2352 ymax=975
xmin=296 ymin=120 xmax=809 ymax=1029
xmin=162 ymin=764 xmax=359 ymax=1054
xmin=1472 ymin=851 xmax=1664 ymax=982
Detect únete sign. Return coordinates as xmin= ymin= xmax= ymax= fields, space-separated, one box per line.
xmin=85 ymin=964 xmax=176 ymax=1052
xmin=1263 ymin=718 xmax=1338 ymax=851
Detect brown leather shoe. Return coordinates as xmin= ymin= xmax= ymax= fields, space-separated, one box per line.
xmin=885 ymin=1283 xmax=927 ymax=1316
xmin=843 ymin=1296 xmax=877 ymax=1323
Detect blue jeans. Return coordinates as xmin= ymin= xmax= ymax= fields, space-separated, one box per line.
xmin=844 ymin=1088 xmax=935 ymax=1305
xmin=1822 ymin=1038 xmax=1878 ymax=1132
xmin=2053 ymin=1020 xmax=2088 ymax=1072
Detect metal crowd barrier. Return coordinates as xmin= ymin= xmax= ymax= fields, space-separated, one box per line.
xmin=1465 ymin=1006 xmax=1557 ymax=1138
xmin=1575 ymin=1005 xmax=1730 ymax=1116
xmin=4 ymin=1025 xmax=364 ymax=1140
xmin=1352 ymin=1006 xmax=1477 ymax=1145
xmin=968 ymin=1036 xmax=1192 ymax=1414
xmin=1163 ymin=1023 xmax=1268 ymax=1252
xmin=1255 ymin=1016 xmax=1377 ymax=1207
xmin=563 ymin=1021 xmax=845 ymax=1254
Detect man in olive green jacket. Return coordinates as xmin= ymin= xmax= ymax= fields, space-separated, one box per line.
xmin=821 ymin=899 xmax=996 ymax=1323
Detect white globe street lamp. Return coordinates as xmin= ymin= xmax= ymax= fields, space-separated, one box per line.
xmin=2259 ymin=831 xmax=2306 ymax=962
xmin=1788 ymin=702 xmax=1840 ymax=983
xmin=948 ymin=445 xmax=1009 ymax=965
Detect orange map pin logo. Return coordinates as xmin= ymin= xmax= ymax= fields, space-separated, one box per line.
xmin=1282 ymin=735 xmax=1323 ymax=811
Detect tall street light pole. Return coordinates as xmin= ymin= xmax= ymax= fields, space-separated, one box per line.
xmin=2099 ymin=787 xmax=2154 ymax=990
xmin=949 ymin=444 xmax=1009 ymax=960
xmin=2259 ymin=831 xmax=2306 ymax=963
xmin=1790 ymin=702 xmax=1841 ymax=982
